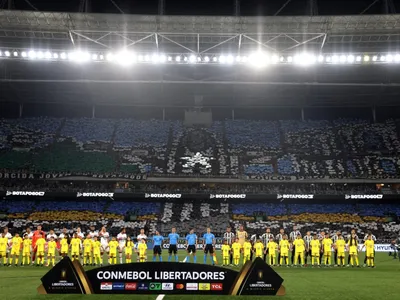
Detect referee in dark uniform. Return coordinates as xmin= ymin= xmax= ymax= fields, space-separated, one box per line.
xmin=289 ymin=226 xmax=301 ymax=265
xmin=276 ymin=228 xmax=285 ymax=265
xmin=223 ymin=227 xmax=235 ymax=266
xmin=261 ymin=228 xmax=274 ymax=263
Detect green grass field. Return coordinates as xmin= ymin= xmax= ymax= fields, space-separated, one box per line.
xmin=1 ymin=252 xmax=399 ymax=300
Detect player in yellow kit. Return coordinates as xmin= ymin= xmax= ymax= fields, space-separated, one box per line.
xmin=125 ymin=237 xmax=134 ymax=263
xmin=108 ymin=237 xmax=119 ymax=265
xmin=138 ymin=239 xmax=147 ymax=262
xmin=293 ymin=234 xmax=305 ymax=267
xmin=35 ymin=236 xmax=46 ymax=266
xmin=83 ymin=235 xmax=93 ymax=266
xmin=310 ymin=234 xmax=321 ymax=267
xmin=347 ymin=234 xmax=360 ymax=267
xmin=231 ymin=238 xmax=241 ymax=266
xmin=10 ymin=233 xmax=23 ymax=266
xmin=279 ymin=235 xmax=290 ymax=266
xmin=322 ymin=234 xmax=333 ymax=267
xmin=22 ymin=234 xmax=32 ymax=266
xmin=362 ymin=234 xmax=375 ymax=268
xmin=60 ymin=236 xmax=69 ymax=258
xmin=335 ymin=234 xmax=346 ymax=267
xmin=47 ymin=237 xmax=57 ymax=267
xmin=221 ymin=240 xmax=231 ymax=266
xmin=70 ymin=233 xmax=81 ymax=262
xmin=0 ymin=233 xmax=8 ymax=265
xmin=92 ymin=236 xmax=102 ymax=266
xmin=254 ymin=239 xmax=264 ymax=259
xmin=266 ymin=237 xmax=278 ymax=266
xmin=242 ymin=239 xmax=252 ymax=264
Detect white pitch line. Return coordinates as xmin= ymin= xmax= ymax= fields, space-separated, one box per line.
xmin=156 ymin=294 xmax=166 ymax=300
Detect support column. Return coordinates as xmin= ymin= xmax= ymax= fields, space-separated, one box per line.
xmin=19 ymin=103 xmax=23 ymax=118
xmin=301 ymin=108 xmax=305 ymax=121
xmin=92 ymin=105 xmax=95 ymax=118
xmin=232 ymin=108 xmax=235 ymax=120
xmin=372 ymin=106 xmax=376 ymax=123
xmin=162 ymin=108 xmax=165 ymax=121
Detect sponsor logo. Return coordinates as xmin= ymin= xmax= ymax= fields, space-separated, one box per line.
xmin=176 ymin=283 xmax=185 ymax=290
xmin=345 ymin=194 xmax=383 ymax=200
xmin=6 ymin=191 xmax=45 ymax=196
xmin=211 ymin=283 xmax=223 ymax=291
xmin=145 ymin=193 xmax=181 ymax=199
xmin=149 ymin=282 xmax=162 ymax=291
xmin=137 ymin=283 xmax=149 ymax=290
xmin=162 ymin=283 xmax=174 ymax=291
xmin=112 ymin=282 xmax=125 ymax=290
xmin=277 ymin=194 xmax=314 ymax=199
xmin=125 ymin=283 xmax=137 ymax=290
xmin=186 ymin=283 xmax=198 ymax=290
xmin=210 ymin=194 xmax=246 ymax=199
xmin=100 ymin=282 xmax=113 ymax=290
xmin=77 ymin=192 xmax=114 ymax=197
xmin=198 ymin=283 xmax=211 ymax=291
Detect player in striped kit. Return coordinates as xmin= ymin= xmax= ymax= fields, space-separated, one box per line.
xmin=289 ymin=226 xmax=301 ymax=265
xmin=276 ymin=228 xmax=285 ymax=264
xmin=261 ymin=228 xmax=274 ymax=263
xmin=303 ymin=231 xmax=312 ymax=265
xmin=331 ymin=231 xmax=340 ymax=266
xmin=363 ymin=231 xmax=376 ymax=267
xmin=117 ymin=228 xmax=127 ymax=264
xmin=318 ymin=231 xmax=325 ymax=264
xmin=223 ymin=227 xmax=235 ymax=266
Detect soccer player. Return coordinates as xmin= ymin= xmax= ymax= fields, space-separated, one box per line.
xmin=117 ymin=228 xmax=127 ymax=264
xmin=136 ymin=229 xmax=147 ymax=262
xmin=47 ymin=236 xmax=57 ymax=267
xmin=276 ymin=228 xmax=285 ymax=265
xmin=221 ymin=240 xmax=231 ymax=266
xmin=236 ymin=225 xmax=248 ymax=247
xmin=242 ymin=239 xmax=252 ymax=264
xmin=152 ymin=231 xmax=164 ymax=262
xmin=335 ymin=234 xmax=346 ymax=267
xmin=88 ymin=226 xmax=98 ymax=240
xmin=22 ymin=234 xmax=32 ymax=266
xmin=223 ymin=227 xmax=235 ymax=265
xmin=363 ymin=231 xmax=376 ymax=267
xmin=185 ymin=229 xmax=197 ymax=263
xmin=293 ymin=234 xmax=305 ymax=267
xmin=261 ymin=228 xmax=274 ymax=262
xmin=3 ymin=228 xmax=12 ymax=265
xmin=98 ymin=227 xmax=110 ymax=258
xmin=35 ymin=234 xmax=46 ymax=266
xmin=289 ymin=226 xmax=301 ymax=265
xmin=362 ymin=234 xmax=375 ymax=268
xmin=92 ymin=236 xmax=102 ymax=266
xmin=83 ymin=234 xmax=93 ymax=266
xmin=279 ymin=234 xmax=290 ymax=267
xmin=347 ymin=233 xmax=360 ymax=267
xmin=231 ymin=238 xmax=241 ymax=266
xmin=0 ymin=233 xmax=8 ymax=265
xmin=332 ymin=231 xmax=340 ymax=266
xmin=76 ymin=227 xmax=85 ymax=240
xmin=322 ymin=233 xmax=333 ymax=266
xmin=266 ymin=237 xmax=277 ymax=266
xmin=108 ymin=237 xmax=119 ymax=265
xmin=125 ymin=236 xmax=134 ymax=263
xmin=46 ymin=229 xmax=58 ymax=242
xmin=168 ymin=227 xmax=180 ymax=262
xmin=70 ymin=233 xmax=81 ymax=262
xmin=249 ymin=233 xmax=257 ymax=261
xmin=10 ymin=233 xmax=23 ymax=266
xmin=318 ymin=231 xmax=325 ymax=264
xmin=32 ymin=225 xmax=45 ymax=265
xmin=138 ymin=239 xmax=147 ymax=262
xmin=203 ymin=228 xmax=216 ymax=265
xmin=303 ymin=231 xmax=312 ymax=265
xmin=60 ymin=235 xmax=69 ymax=258
xmin=310 ymin=234 xmax=321 ymax=267
xmin=254 ymin=239 xmax=264 ymax=259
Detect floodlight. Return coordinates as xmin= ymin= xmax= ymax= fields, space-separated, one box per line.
xmin=326 ymin=56 xmax=331 ymax=62
xmin=52 ymin=53 xmax=58 ymax=59
xmin=144 ymin=55 xmax=150 ymax=62
xmin=175 ymin=55 xmax=181 ymax=62
xmin=106 ymin=53 xmax=115 ymax=61
xmin=183 ymin=56 xmax=188 ymax=62
xmin=332 ymin=55 xmax=339 ymax=63
xmin=92 ymin=54 xmax=98 ymax=60
xmin=241 ymin=56 xmax=248 ymax=62
xmin=0 ymin=51 xmax=2 ymax=56
xmin=249 ymin=52 xmax=268 ymax=67
xmin=271 ymin=55 xmax=279 ymax=64
xmin=37 ymin=51 xmax=44 ymax=59
xmin=347 ymin=55 xmax=355 ymax=63
xmin=219 ymin=55 xmax=226 ymax=63
xmin=60 ymin=52 xmax=67 ymax=59
xmin=364 ymin=55 xmax=370 ymax=62
xmin=227 ymin=55 xmax=234 ymax=64
xmin=236 ymin=56 xmax=241 ymax=62
xmin=189 ymin=55 xmax=196 ymax=63
xmin=395 ymin=54 xmax=400 ymax=62
xmin=45 ymin=51 xmax=52 ymax=59
xmin=387 ymin=54 xmax=393 ymax=62
xmin=138 ymin=55 xmax=144 ymax=62
xmin=159 ymin=54 xmax=167 ymax=63
xmin=116 ymin=51 xmax=135 ymax=66
xmin=28 ymin=50 xmax=36 ymax=59
xmin=339 ymin=55 xmax=346 ymax=63
xmin=5 ymin=51 xmax=10 ymax=57
xmin=380 ymin=55 xmax=385 ymax=62
xmin=167 ymin=56 xmax=172 ymax=62
xmin=287 ymin=56 xmax=293 ymax=63
xmin=13 ymin=51 xmax=18 ymax=57
xmin=197 ymin=56 xmax=202 ymax=62
xmin=74 ymin=51 xmax=90 ymax=62
xmin=99 ymin=54 xmax=104 ymax=60
xmin=213 ymin=56 xmax=218 ymax=62
xmin=21 ymin=51 xmax=27 ymax=58
xmin=204 ymin=56 xmax=210 ymax=62
xmin=151 ymin=54 xmax=160 ymax=63
xmin=318 ymin=55 xmax=324 ymax=63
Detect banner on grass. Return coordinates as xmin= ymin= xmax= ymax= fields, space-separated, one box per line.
xmin=38 ymin=257 xmax=285 ymax=296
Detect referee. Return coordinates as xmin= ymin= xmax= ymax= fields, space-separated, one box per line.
xmin=276 ymin=228 xmax=285 ymax=264
xmin=289 ymin=226 xmax=301 ymax=265
xmin=363 ymin=231 xmax=376 ymax=266
xmin=261 ymin=228 xmax=274 ymax=263
xmin=223 ymin=227 xmax=235 ymax=266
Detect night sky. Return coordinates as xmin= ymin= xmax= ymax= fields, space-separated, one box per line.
xmin=1 ymin=0 xmax=399 ymax=16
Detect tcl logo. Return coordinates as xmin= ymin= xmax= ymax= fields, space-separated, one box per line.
xmin=125 ymin=283 xmax=137 ymax=290
xmin=211 ymin=283 xmax=223 ymax=291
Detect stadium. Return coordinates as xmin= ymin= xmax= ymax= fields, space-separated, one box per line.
xmin=1 ymin=0 xmax=400 ymax=299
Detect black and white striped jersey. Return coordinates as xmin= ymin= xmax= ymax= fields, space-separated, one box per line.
xmin=276 ymin=233 xmax=285 ymax=242
xmin=289 ymin=231 xmax=301 ymax=242
xmin=332 ymin=234 xmax=339 ymax=244
xmin=303 ymin=235 xmax=312 ymax=248
xmin=261 ymin=233 xmax=275 ymax=246
xmin=223 ymin=232 xmax=235 ymax=245
xmin=363 ymin=234 xmax=377 ymax=241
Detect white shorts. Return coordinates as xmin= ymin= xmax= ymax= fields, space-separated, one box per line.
xmin=101 ymin=243 xmax=109 ymax=252
xmin=118 ymin=244 xmax=125 ymax=252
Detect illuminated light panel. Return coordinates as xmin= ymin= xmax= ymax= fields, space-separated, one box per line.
xmin=332 ymin=55 xmax=339 ymax=63
xmin=189 ymin=55 xmax=196 ymax=63
xmin=60 ymin=52 xmax=67 ymax=59
xmin=227 ymin=55 xmax=234 ymax=64
xmin=175 ymin=55 xmax=181 ymax=62
xmin=372 ymin=55 xmax=377 ymax=62
xmin=5 ymin=51 xmax=10 ymax=57
xmin=204 ymin=56 xmax=210 ymax=62
xmin=21 ymin=51 xmax=27 ymax=58
xmin=387 ymin=54 xmax=393 ymax=62
xmin=364 ymin=55 xmax=370 ymax=62
xmin=347 ymin=55 xmax=355 ymax=63
xmin=13 ymin=51 xmax=18 ymax=57
xmin=395 ymin=54 xmax=400 ymax=62
xmin=339 ymin=55 xmax=346 ymax=63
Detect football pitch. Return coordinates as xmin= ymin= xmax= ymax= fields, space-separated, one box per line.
xmin=0 ymin=253 xmax=399 ymax=300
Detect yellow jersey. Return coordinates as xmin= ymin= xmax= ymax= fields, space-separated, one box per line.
xmin=294 ymin=238 xmax=305 ymax=252
xmin=221 ymin=244 xmax=231 ymax=257
xmin=254 ymin=242 xmax=264 ymax=256
xmin=138 ymin=243 xmax=147 ymax=256
xmin=243 ymin=242 xmax=252 ymax=255
xmin=47 ymin=241 xmax=57 ymax=255
xmin=231 ymin=242 xmax=241 ymax=256
xmin=237 ymin=231 xmax=248 ymax=245
xmin=335 ymin=239 xmax=346 ymax=253
xmin=267 ymin=241 xmax=278 ymax=254
xmin=83 ymin=239 xmax=93 ymax=252
xmin=364 ymin=240 xmax=374 ymax=254
xmin=11 ymin=236 xmax=23 ymax=251
xmin=0 ymin=237 xmax=8 ymax=251
xmin=70 ymin=238 xmax=81 ymax=252
xmin=60 ymin=238 xmax=69 ymax=253
xmin=36 ymin=238 xmax=46 ymax=252
xmin=93 ymin=241 xmax=101 ymax=255
xmin=108 ymin=240 xmax=119 ymax=253
xmin=125 ymin=241 xmax=134 ymax=254
xmin=323 ymin=238 xmax=333 ymax=253
xmin=23 ymin=239 xmax=32 ymax=253
xmin=310 ymin=240 xmax=320 ymax=253
xmin=279 ymin=240 xmax=290 ymax=253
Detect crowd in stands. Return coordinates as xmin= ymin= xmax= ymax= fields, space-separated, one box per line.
xmin=0 ymin=117 xmax=400 ymax=178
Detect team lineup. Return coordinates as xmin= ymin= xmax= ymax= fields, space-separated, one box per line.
xmin=0 ymin=224 xmax=377 ymax=268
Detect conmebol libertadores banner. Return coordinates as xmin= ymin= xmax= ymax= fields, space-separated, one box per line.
xmin=38 ymin=257 xmax=285 ymax=296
